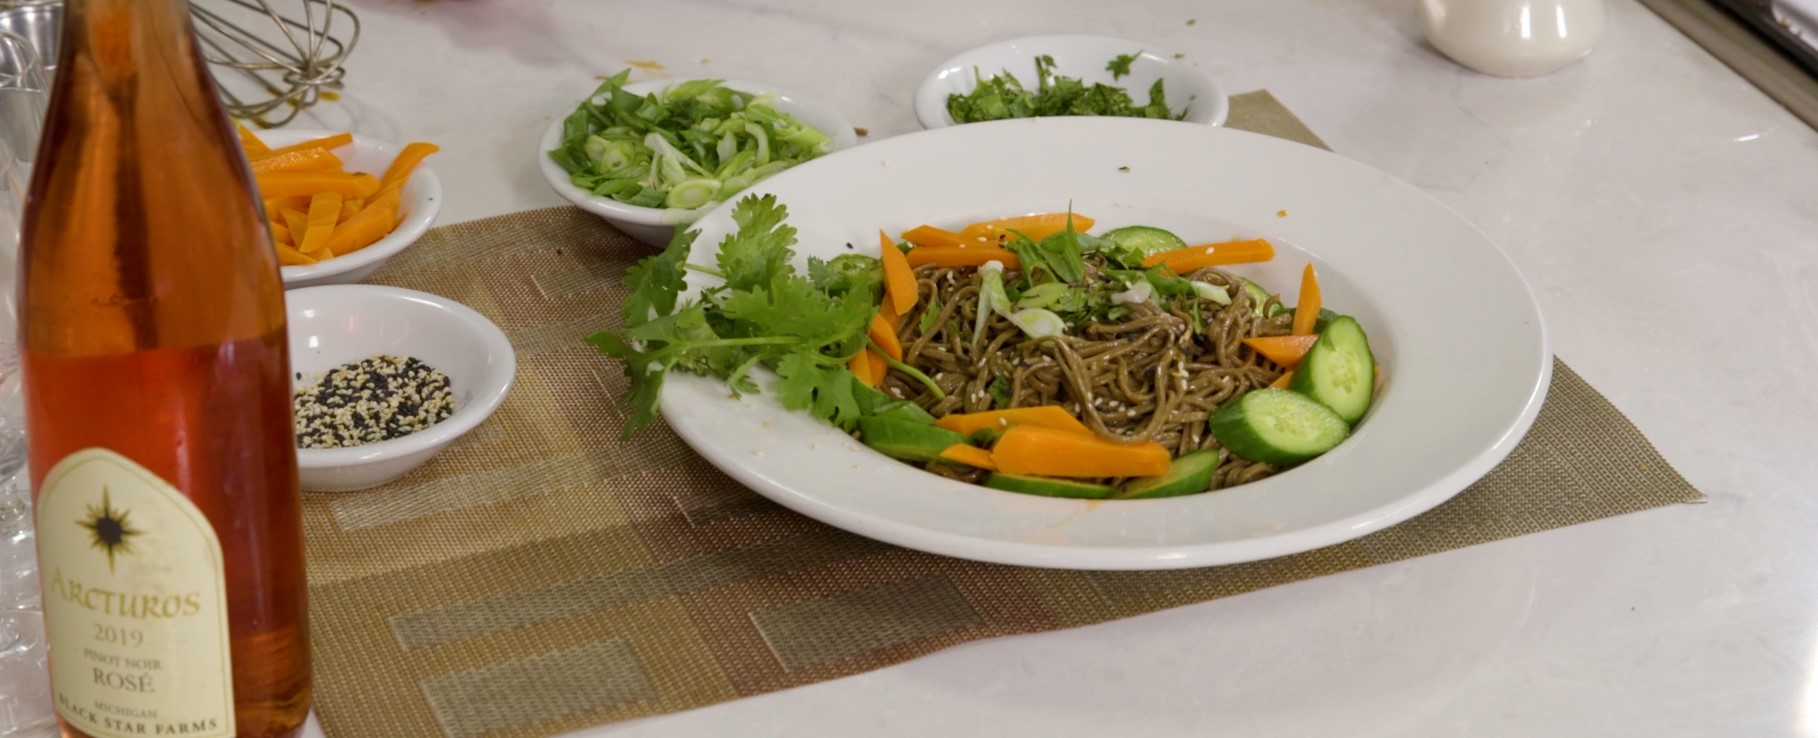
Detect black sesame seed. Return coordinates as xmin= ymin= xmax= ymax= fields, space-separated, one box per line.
xmin=292 ymin=355 xmax=457 ymax=449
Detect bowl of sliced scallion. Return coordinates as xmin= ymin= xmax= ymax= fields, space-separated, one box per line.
xmin=539 ymin=72 xmax=859 ymax=247
xmin=914 ymin=34 xmax=1228 ymax=130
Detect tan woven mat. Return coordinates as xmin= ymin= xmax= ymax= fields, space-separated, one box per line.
xmin=303 ymin=90 xmax=1704 ymax=738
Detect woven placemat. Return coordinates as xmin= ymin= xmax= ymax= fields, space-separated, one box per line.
xmin=302 ymin=91 xmax=1703 ymax=738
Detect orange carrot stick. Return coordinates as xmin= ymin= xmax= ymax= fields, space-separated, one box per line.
xmin=236 ymin=123 xmax=271 ymax=155
xmin=938 ymin=444 xmax=998 ymax=471
xmin=378 ymin=142 xmax=439 ymax=195
xmin=903 ymin=246 xmax=1021 ymax=270
xmin=251 ymin=132 xmax=353 ymax=162
xmin=275 ymin=244 xmax=316 ymax=266
xmin=255 ymin=171 xmax=380 ymax=198
xmin=878 ymin=230 xmax=918 ymax=316
xmin=934 ymin=406 xmax=1093 ymax=437
xmin=1242 ymin=335 xmax=1319 ymax=368
xmin=901 ymin=225 xmax=971 ymax=249
xmin=959 ymin=212 xmax=1096 ymax=243
xmin=990 ymin=425 xmax=1171 ymax=478
xmin=1141 ymin=239 xmax=1275 ymax=272
xmin=1291 ymin=263 xmax=1321 ymax=336
xmin=868 ymin=313 xmax=903 ymax=361
xmin=250 ymin=147 xmax=343 ymax=174
xmin=1269 ymin=371 xmax=1294 ymax=389
xmin=325 ymin=189 xmax=401 ymax=255
xmin=848 ymin=350 xmax=882 ymax=387
xmin=298 ymin=191 xmax=344 ymax=256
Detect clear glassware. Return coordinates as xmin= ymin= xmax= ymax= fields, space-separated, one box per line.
xmin=0 ymin=27 xmax=51 ymax=738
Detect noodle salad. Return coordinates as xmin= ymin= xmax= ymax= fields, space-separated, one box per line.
xmin=591 ymin=195 xmax=1378 ymax=500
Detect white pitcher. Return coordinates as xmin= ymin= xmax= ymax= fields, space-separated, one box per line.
xmin=1418 ymin=0 xmax=1607 ymax=77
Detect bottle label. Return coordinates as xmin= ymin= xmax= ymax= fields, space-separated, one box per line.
xmin=36 ymin=448 xmax=235 ymax=738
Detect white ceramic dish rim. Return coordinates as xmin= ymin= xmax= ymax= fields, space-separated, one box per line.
xmin=913 ymin=33 xmax=1231 ymax=130
xmin=654 ymin=117 xmax=1550 ymax=570
xmin=288 ymin=285 xmax=516 ymax=468
xmin=536 ymin=78 xmax=861 ymax=227
xmin=259 ymin=129 xmax=443 ymax=283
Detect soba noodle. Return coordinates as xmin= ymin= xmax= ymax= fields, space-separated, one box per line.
xmin=880 ymin=257 xmax=1295 ymax=490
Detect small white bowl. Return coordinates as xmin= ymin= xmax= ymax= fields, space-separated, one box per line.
xmin=913 ymin=34 xmax=1229 ymax=130
xmin=537 ymin=78 xmax=859 ymax=248
xmin=256 ymin=129 xmax=443 ymax=289
xmin=286 ymin=285 xmax=515 ymax=492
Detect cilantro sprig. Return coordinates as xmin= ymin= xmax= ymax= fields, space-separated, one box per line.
xmin=946 ymin=53 xmax=1185 ymax=124
xmin=591 ymin=195 xmax=940 ymax=436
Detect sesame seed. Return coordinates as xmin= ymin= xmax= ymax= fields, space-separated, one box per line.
xmin=292 ymin=355 xmax=456 ymax=449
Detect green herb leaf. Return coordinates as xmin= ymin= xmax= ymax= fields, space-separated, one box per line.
xmin=985 ymin=377 xmax=1012 ymax=409
xmin=621 ymin=227 xmax=697 ymax=323
xmin=1106 ymin=51 xmax=1141 ymax=80
xmin=946 ymin=54 xmax=1185 ymax=123
xmin=715 ymin=194 xmax=797 ymax=291
xmin=775 ymin=352 xmax=864 ymax=429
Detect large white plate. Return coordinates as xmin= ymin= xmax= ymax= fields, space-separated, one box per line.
xmin=658 ymin=117 xmax=1549 ymax=570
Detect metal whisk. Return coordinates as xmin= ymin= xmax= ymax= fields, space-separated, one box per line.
xmin=192 ymin=0 xmax=359 ymax=126
xmin=0 ymin=0 xmax=356 ymax=126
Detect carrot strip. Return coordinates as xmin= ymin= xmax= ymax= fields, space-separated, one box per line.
xmin=878 ymin=230 xmax=918 ymax=316
xmin=848 ymin=350 xmax=881 ymax=387
xmin=249 ymin=147 xmax=343 ymax=174
xmin=1269 ymin=371 xmax=1294 ymax=389
xmin=1242 ymin=335 xmax=1319 ymax=368
xmin=1141 ymin=239 xmax=1275 ymax=272
xmin=934 ymin=407 xmax=1093 ymax=437
xmin=338 ymin=197 xmax=363 ymax=223
xmin=868 ymin=313 xmax=903 ymax=361
xmin=938 ymin=444 xmax=998 ymax=471
xmin=866 ymin=350 xmax=891 ymax=384
xmin=255 ymin=172 xmax=380 ymax=198
xmin=1292 ymin=263 xmax=1321 ymax=336
xmin=990 ymin=425 xmax=1171 ymax=478
xmin=236 ymin=123 xmax=270 ymax=155
xmin=901 ymin=225 xmax=972 ymax=249
xmin=269 ymin=220 xmax=292 ymax=247
xmin=279 ymin=209 xmax=310 ymax=246
xmin=251 ymin=132 xmax=353 ymax=162
xmin=378 ymin=142 xmax=439 ymax=195
xmin=275 ymin=244 xmax=316 ymax=266
xmin=904 ymin=246 xmax=1020 ymax=270
xmin=959 ymin=212 xmax=1095 ymax=244
xmin=298 ymin=192 xmax=344 ymax=257
xmin=325 ymin=189 xmax=401 ymax=255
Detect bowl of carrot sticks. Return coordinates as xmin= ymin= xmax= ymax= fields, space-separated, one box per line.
xmin=236 ymin=126 xmax=442 ymax=288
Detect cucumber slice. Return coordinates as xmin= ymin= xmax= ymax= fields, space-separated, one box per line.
xmin=1102 ymin=225 xmax=1188 ymax=256
xmin=857 ymin=416 xmax=968 ymax=462
xmin=1240 ymin=278 xmax=1290 ymax=317
xmin=1289 ymin=315 xmax=1376 ymax=424
xmin=1114 ymin=450 xmax=1219 ymax=499
xmin=1208 ymin=389 xmax=1350 ymax=465
xmin=985 ymin=473 xmax=1116 ymax=499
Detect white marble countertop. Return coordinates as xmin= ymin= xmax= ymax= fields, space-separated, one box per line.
xmin=278 ymin=0 xmax=1818 ymax=736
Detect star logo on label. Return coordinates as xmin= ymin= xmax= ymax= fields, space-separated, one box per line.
xmin=78 ymin=487 xmax=142 ymax=573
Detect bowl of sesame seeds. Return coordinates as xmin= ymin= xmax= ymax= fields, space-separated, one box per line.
xmin=285 ymin=284 xmax=516 ymax=492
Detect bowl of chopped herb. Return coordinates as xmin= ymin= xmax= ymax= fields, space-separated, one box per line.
xmin=285 ymin=285 xmax=516 ymax=492
xmin=539 ymin=73 xmax=860 ymax=248
xmin=913 ymin=34 xmax=1228 ymax=129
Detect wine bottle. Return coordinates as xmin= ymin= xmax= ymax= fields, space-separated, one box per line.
xmin=19 ymin=1 xmax=312 ymax=737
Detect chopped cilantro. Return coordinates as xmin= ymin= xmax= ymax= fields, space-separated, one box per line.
xmin=946 ymin=54 xmax=1187 ymax=123
xmin=1106 ymin=51 xmax=1141 ymax=80
xmin=588 ymin=195 xmax=880 ymax=436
